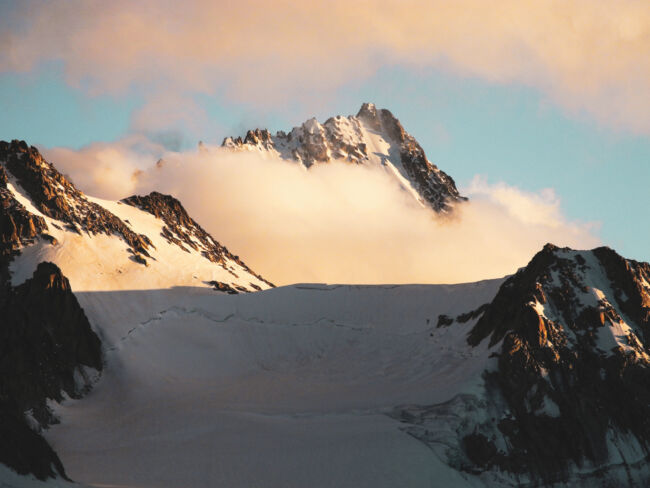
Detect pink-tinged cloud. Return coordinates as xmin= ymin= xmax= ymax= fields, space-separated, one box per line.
xmin=2 ymin=0 xmax=649 ymax=133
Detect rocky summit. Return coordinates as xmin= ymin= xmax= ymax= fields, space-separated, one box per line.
xmin=222 ymin=103 xmax=466 ymax=213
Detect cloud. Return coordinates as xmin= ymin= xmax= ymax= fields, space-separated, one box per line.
xmin=466 ymin=176 xmax=566 ymax=229
xmin=41 ymin=135 xmax=164 ymax=199
xmin=129 ymin=92 xmax=225 ymax=147
xmin=2 ymin=0 xmax=650 ymax=133
xmin=41 ymin=140 xmax=600 ymax=285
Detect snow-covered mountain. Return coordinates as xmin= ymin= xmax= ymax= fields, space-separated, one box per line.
xmin=2 ymin=137 xmax=650 ymax=488
xmin=398 ymin=244 xmax=650 ymax=486
xmin=0 ymin=139 xmax=271 ymax=482
xmin=223 ymin=103 xmax=466 ymax=213
xmin=0 ymin=140 xmax=271 ymax=294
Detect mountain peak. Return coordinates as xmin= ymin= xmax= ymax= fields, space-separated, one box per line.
xmin=222 ymin=105 xmax=466 ymax=212
xmin=459 ymin=244 xmax=650 ymax=481
xmin=469 ymin=243 xmax=650 ymax=348
xmin=356 ymin=102 xmax=379 ymax=128
xmin=0 ymin=140 xmax=153 ymax=260
xmin=0 ymin=140 xmax=271 ymax=293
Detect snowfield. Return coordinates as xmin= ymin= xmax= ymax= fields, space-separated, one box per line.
xmin=1 ymin=147 xmax=504 ymax=487
xmin=42 ymin=280 xmax=504 ymax=488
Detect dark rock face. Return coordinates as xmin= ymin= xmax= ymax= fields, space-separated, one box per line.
xmin=462 ymin=432 xmax=499 ymax=470
xmin=222 ymin=103 xmax=466 ymax=213
xmin=462 ymin=245 xmax=650 ymax=484
xmin=123 ymin=192 xmax=273 ymax=287
xmin=0 ymin=140 xmax=152 ymax=258
xmin=592 ymin=247 xmax=650 ymax=340
xmin=0 ymin=165 xmax=48 ymax=283
xmin=0 ymin=262 xmax=103 ymax=408
xmin=437 ymin=303 xmax=491 ymax=328
xmin=436 ymin=314 xmax=454 ymax=328
xmin=207 ymin=280 xmax=249 ymax=294
xmin=0 ymin=410 xmax=66 ymax=481
xmin=393 ymin=245 xmax=650 ymax=485
xmin=0 ymin=262 xmax=102 ymax=480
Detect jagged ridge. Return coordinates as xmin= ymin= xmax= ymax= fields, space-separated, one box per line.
xmin=222 ymin=103 xmax=466 ymax=213
xmin=0 ymin=140 xmax=271 ymax=292
xmin=122 ymin=191 xmax=273 ymax=288
xmin=0 ymin=140 xmax=152 ymax=258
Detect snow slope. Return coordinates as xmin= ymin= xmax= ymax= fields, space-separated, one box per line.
xmin=8 ymin=189 xmax=269 ymax=296
xmin=45 ymin=280 xmax=504 ymax=488
xmin=0 ymin=140 xmax=269 ymax=297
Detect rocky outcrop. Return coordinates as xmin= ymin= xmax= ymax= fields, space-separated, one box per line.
xmin=0 ymin=165 xmax=49 ymax=283
xmin=466 ymin=245 xmax=650 ymax=484
xmin=207 ymin=280 xmax=249 ymax=294
xmin=222 ymin=103 xmax=466 ymax=213
xmin=122 ymin=192 xmax=273 ymax=287
xmin=0 ymin=262 xmax=102 ymax=480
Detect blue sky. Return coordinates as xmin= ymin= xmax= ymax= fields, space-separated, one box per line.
xmin=0 ymin=1 xmax=648 ymax=265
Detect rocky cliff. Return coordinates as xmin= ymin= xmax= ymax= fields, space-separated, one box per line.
xmin=0 ymin=261 xmax=102 ymax=480
xmin=397 ymin=244 xmax=650 ymax=486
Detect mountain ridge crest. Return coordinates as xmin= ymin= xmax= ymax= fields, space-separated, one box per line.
xmin=222 ymin=103 xmax=466 ymax=212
